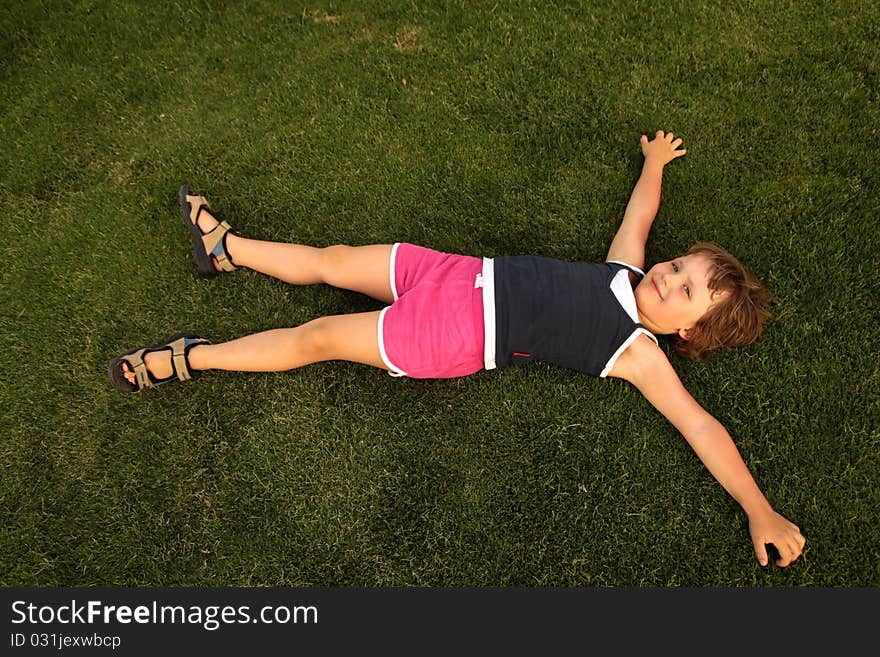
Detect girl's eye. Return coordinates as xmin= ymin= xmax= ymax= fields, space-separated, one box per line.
xmin=684 ymin=285 xmax=691 ymax=298
xmin=672 ymin=263 xmax=679 ymax=272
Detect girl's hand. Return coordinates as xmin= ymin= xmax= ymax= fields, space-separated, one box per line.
xmin=640 ymin=130 xmax=687 ymax=165
xmin=748 ymin=508 xmax=806 ymax=567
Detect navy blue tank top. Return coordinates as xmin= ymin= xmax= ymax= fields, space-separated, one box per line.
xmin=493 ymin=256 xmax=657 ymax=377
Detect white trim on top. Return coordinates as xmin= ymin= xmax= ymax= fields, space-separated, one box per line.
xmin=608 ymin=268 xmax=640 ymax=324
xmin=600 ymin=328 xmax=658 ymax=378
xmin=606 ymin=260 xmax=646 ymax=277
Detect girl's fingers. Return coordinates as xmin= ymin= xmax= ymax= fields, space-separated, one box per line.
xmin=780 ymin=541 xmax=799 ymax=566
xmin=672 ymin=138 xmax=683 ymax=148
xmin=754 ymin=540 xmax=769 ymax=566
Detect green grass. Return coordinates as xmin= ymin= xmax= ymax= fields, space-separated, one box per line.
xmin=1 ymin=0 xmax=878 ymax=587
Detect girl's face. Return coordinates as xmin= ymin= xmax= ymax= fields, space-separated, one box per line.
xmin=634 ymin=254 xmax=725 ymax=338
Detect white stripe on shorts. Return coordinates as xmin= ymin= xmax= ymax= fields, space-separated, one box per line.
xmin=480 ymin=257 xmax=496 ymax=370
xmin=389 ymin=242 xmax=401 ymax=301
xmin=377 ymin=306 xmax=407 ymax=377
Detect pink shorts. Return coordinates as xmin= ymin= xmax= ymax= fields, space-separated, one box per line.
xmin=379 ymin=243 xmax=486 ymax=379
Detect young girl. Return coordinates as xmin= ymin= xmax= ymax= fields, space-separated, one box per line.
xmin=110 ymin=131 xmax=806 ymax=568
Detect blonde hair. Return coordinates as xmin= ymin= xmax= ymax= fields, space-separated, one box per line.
xmin=671 ymin=243 xmax=773 ymax=360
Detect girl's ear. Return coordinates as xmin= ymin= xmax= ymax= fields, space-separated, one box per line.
xmin=677 ymin=327 xmax=693 ymax=340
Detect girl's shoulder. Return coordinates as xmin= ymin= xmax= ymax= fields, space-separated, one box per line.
xmin=605 ymin=333 xmax=668 ymax=381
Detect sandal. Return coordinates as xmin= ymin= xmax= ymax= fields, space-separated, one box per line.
xmin=108 ymin=331 xmax=210 ymax=393
xmin=179 ymin=185 xmax=238 ymax=276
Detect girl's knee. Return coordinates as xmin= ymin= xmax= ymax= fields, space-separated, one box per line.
xmin=298 ymin=317 xmax=341 ymax=358
xmin=317 ymin=245 xmax=354 ymax=286
xmin=296 ymin=313 xmax=384 ymax=368
xmin=318 ymin=244 xmax=351 ymax=268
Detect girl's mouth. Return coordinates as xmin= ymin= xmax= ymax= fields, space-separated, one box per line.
xmin=652 ymin=278 xmax=662 ymax=299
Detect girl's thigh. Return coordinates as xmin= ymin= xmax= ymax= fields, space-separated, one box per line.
xmin=308 ymin=310 xmax=388 ymax=370
xmin=320 ymin=244 xmax=395 ymax=303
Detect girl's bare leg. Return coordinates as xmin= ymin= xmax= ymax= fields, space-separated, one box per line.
xmin=196 ymin=207 xmax=395 ymax=303
xmin=118 ymin=198 xmax=401 ymax=385
xmin=122 ymin=311 xmax=387 ymax=385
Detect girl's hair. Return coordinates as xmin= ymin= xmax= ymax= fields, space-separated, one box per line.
xmin=671 ymin=242 xmax=773 ymax=360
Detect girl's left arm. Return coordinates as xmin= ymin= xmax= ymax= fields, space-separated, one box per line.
xmin=619 ymin=339 xmax=806 ymax=567
xmin=605 ymin=131 xmax=686 ymax=271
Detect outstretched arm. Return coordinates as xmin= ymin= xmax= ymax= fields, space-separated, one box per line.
xmin=617 ymin=339 xmax=806 ymax=567
xmin=605 ymin=130 xmax=687 ymax=271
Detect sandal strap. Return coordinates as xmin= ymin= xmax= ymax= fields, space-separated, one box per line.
xmin=202 ymin=221 xmax=238 ymax=272
xmin=121 ymin=349 xmax=155 ymax=390
xmin=185 ymin=193 xmax=211 ymax=224
xmin=168 ymin=335 xmax=209 ymax=382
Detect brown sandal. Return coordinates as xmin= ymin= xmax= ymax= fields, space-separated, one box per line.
xmin=179 ymin=185 xmax=238 ymax=276
xmin=108 ymin=332 xmax=210 ymax=393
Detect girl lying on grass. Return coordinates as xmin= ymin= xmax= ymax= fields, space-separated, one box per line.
xmin=110 ymin=130 xmax=806 ymax=567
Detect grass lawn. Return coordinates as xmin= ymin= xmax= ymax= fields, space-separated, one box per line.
xmin=1 ymin=0 xmax=877 ymax=587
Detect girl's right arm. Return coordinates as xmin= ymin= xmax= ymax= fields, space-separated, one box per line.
xmin=605 ymin=131 xmax=686 ymax=271
xmin=615 ymin=336 xmax=806 ymax=567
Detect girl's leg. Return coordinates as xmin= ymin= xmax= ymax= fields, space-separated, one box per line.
xmin=196 ymin=207 xmax=395 ymax=303
xmin=122 ymin=311 xmax=387 ymax=385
